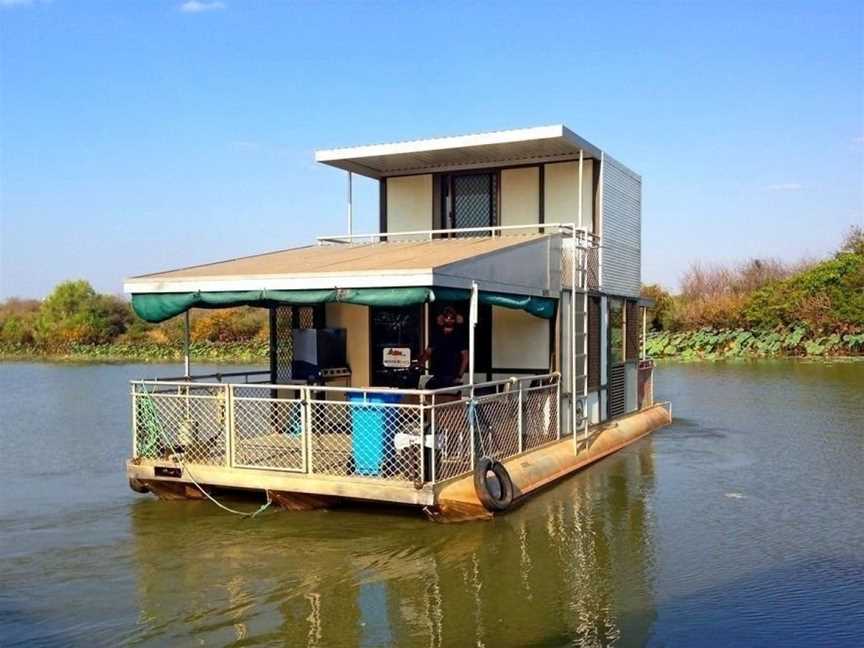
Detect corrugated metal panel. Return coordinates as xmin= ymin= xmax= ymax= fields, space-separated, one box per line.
xmin=601 ymin=154 xmax=641 ymax=298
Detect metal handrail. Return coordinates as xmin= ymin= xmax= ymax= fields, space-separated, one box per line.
xmin=131 ymin=372 xmax=562 ymax=486
xmin=131 ymin=371 xmax=560 ymax=398
xmin=150 ymin=370 xmax=271 ymax=383
xmin=317 ymin=222 xmax=599 ymax=245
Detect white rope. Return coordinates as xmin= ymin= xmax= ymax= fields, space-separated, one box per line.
xmin=140 ymin=387 xmax=273 ymax=519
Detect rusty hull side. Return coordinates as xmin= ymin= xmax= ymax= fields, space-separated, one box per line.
xmin=430 ymin=403 xmax=671 ymax=522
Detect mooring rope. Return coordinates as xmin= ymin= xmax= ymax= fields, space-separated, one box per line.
xmin=137 ymin=386 xmax=272 ymax=519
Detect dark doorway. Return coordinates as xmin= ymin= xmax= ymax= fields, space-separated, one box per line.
xmin=370 ymin=305 xmax=423 ymax=387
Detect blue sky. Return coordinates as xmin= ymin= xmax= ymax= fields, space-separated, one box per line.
xmin=1 ymin=0 xmax=862 ymax=298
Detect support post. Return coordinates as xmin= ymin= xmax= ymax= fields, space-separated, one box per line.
xmin=469 ymin=281 xmax=478 ymax=386
xmin=517 ymin=381 xmax=524 ymax=453
xmin=418 ymin=394 xmax=425 ymax=484
xmin=183 ymin=310 xmax=191 ymax=378
xmin=225 ymin=384 xmax=233 ymax=468
xmin=577 ymin=149 xmax=584 ymax=229
xmin=347 ymin=171 xmax=353 ymax=235
xmin=469 ymin=281 xmax=478 ymax=467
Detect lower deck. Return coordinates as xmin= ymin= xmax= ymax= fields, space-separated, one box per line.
xmin=129 ymin=369 xmax=666 ymax=517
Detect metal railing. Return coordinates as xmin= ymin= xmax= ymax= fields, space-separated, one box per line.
xmin=131 ymin=373 xmax=561 ymax=488
xmin=145 ymin=369 xmax=271 ymax=384
xmin=316 ymin=222 xmax=593 ymax=245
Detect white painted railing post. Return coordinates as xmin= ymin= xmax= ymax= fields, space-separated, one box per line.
xmin=303 ymin=387 xmax=314 ymax=474
xmin=225 ymin=384 xmax=233 ymax=468
xmin=418 ymin=395 xmax=425 ymax=485
xmin=131 ymin=384 xmax=138 ymax=458
xmin=430 ymin=394 xmax=437 ymax=484
xmin=469 ymin=387 xmax=476 ymax=470
xmin=517 ymin=381 xmax=524 ymax=454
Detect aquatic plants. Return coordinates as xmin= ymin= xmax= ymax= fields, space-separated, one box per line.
xmin=646 ymin=327 xmax=864 ymax=360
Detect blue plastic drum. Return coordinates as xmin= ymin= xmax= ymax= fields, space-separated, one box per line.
xmin=346 ymin=391 xmax=402 ymax=476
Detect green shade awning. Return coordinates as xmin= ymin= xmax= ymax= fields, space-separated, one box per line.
xmin=132 ymin=288 xmax=433 ymax=323
xmin=131 ymin=286 xmax=556 ymax=323
xmin=433 ymin=288 xmax=557 ymax=319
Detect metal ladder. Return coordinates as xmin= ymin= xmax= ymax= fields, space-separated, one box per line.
xmin=568 ymin=236 xmax=590 ymax=440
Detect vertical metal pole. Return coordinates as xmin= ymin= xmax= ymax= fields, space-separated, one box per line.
xmin=570 ymin=230 xmax=577 ymax=442
xmin=556 ymin=379 xmax=561 ymax=442
xmin=304 ymin=387 xmax=314 ymax=474
xmin=183 ymin=310 xmax=191 ymax=378
xmin=347 ymin=171 xmax=353 ymax=235
xmin=225 ymin=384 xmax=233 ymax=468
xmin=423 ymin=302 xmax=430 ymax=374
xmin=131 ymin=384 xmax=138 ymax=458
xmin=469 ymin=281 xmax=478 ymax=386
xmin=469 ymin=281 xmax=478 ymax=468
xmin=419 ymin=395 xmax=425 ymax=484
xmin=517 ymin=381 xmax=524 ymax=454
xmin=430 ymin=394 xmax=437 ymax=484
xmin=577 ymin=149 xmax=584 ymax=229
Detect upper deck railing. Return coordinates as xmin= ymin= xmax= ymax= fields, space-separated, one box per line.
xmin=316 ymin=222 xmax=600 ymax=291
xmin=316 ymin=222 xmax=597 ymax=245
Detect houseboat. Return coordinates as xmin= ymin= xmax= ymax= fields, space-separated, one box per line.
xmin=124 ymin=125 xmax=671 ymax=521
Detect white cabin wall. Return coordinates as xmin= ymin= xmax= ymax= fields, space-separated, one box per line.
xmin=500 ymin=167 xmax=540 ymax=228
xmin=491 ymin=307 xmax=549 ymax=370
xmin=324 ymin=303 xmax=369 ymax=387
xmin=386 ymin=174 xmax=433 ymax=236
xmin=544 ymin=160 xmax=594 ymax=231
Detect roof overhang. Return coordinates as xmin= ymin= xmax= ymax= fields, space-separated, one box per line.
xmin=314 ymin=125 xmax=603 ymax=179
xmin=124 ymin=235 xmax=562 ymax=298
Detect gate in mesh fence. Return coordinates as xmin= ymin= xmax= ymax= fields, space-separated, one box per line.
xmin=523 ymin=382 xmax=560 ymax=450
xmin=231 ymin=385 xmax=306 ymax=472
xmin=307 ymin=398 xmax=424 ymax=483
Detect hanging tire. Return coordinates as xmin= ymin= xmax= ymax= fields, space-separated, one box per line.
xmin=473 ymin=457 xmax=514 ymax=512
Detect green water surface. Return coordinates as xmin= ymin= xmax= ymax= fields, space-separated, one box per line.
xmin=0 ymin=360 xmax=862 ymax=646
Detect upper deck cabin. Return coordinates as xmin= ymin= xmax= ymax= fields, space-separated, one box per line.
xmin=123 ymin=125 xmax=662 ymax=517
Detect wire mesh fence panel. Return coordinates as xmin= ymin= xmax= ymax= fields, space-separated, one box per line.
xmin=473 ymin=392 xmax=520 ymax=462
xmin=232 ymin=393 xmax=305 ymax=471
xmin=133 ymin=385 xmax=228 ymax=466
xmin=523 ymin=384 xmax=559 ymax=451
xmin=431 ymin=399 xmax=472 ymax=481
xmin=308 ymin=399 xmax=423 ymax=483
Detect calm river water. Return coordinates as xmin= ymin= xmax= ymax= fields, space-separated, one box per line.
xmin=1 ymin=360 xmax=862 ymax=647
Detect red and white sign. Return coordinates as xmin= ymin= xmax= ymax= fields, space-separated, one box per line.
xmin=382 ymin=347 xmax=411 ymax=368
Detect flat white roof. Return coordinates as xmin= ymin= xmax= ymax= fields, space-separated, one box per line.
xmin=315 ymin=124 xmax=604 ymax=179
xmin=123 ymin=234 xmax=557 ymax=296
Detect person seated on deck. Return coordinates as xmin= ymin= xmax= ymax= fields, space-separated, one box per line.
xmin=419 ymin=306 xmax=469 ymax=391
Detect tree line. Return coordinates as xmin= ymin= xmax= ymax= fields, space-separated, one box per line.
xmin=1 ymin=227 xmax=861 ymax=360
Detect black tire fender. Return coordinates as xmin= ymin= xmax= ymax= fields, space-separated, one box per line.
xmin=473 ymin=457 xmax=514 ymax=512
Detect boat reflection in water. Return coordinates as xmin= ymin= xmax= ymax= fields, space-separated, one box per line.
xmin=128 ymin=443 xmax=657 ymax=646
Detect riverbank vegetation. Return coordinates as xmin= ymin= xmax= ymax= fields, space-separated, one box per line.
xmin=644 ymin=227 xmax=864 ymax=359
xmin=0 ymin=281 xmax=269 ymax=362
xmin=2 ymin=228 xmax=862 ymax=363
